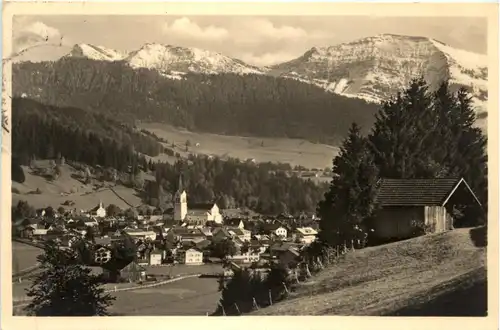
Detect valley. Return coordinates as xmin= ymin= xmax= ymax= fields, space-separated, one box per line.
xmin=138 ymin=122 xmax=338 ymax=170
xmin=9 ymin=21 xmax=490 ymax=319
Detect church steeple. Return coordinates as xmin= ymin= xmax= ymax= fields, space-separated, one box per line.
xmin=178 ymin=174 xmax=184 ymax=194
xmin=174 ymin=174 xmax=187 ymax=221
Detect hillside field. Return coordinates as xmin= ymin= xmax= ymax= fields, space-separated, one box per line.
xmin=12 ymin=164 xmax=143 ymax=211
xmin=12 ymin=241 xmax=42 ymax=273
xmin=138 ymin=123 xmax=339 ymax=170
xmin=252 ymin=227 xmax=487 ymax=316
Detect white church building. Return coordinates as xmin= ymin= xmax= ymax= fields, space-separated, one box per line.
xmin=173 ymin=176 xmax=223 ymax=226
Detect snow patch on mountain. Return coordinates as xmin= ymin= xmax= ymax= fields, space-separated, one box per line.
xmin=125 ymin=43 xmax=265 ymax=75
xmin=67 ymin=44 xmax=128 ymax=61
xmin=272 ymin=34 xmax=488 ymax=118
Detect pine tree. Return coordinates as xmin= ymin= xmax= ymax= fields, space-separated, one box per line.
xmin=368 ymin=78 xmax=442 ymax=178
xmin=448 ymin=88 xmax=487 ymax=206
xmin=317 ymin=122 xmax=379 ymax=247
xmin=25 ymin=241 xmax=115 ymax=316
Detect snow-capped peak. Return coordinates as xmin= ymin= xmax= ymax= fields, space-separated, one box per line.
xmin=271 ymin=34 xmax=488 ymax=124
xmin=66 ymin=43 xmax=128 ymax=62
xmin=124 ymin=43 xmax=264 ymax=75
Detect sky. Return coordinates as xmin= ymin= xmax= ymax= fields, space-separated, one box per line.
xmin=12 ymin=15 xmax=487 ymax=66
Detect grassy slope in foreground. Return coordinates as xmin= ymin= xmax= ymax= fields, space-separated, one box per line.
xmin=253 ymin=227 xmax=487 ymax=316
xmin=138 ymin=123 xmax=339 ymax=170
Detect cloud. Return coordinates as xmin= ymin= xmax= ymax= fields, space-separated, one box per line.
xmin=162 ymin=17 xmax=228 ymax=41
xmin=13 ymin=20 xmax=63 ymax=52
xmin=239 ymin=51 xmax=300 ymax=67
xmin=233 ymin=18 xmax=328 ymax=48
xmin=247 ymin=19 xmax=308 ymax=40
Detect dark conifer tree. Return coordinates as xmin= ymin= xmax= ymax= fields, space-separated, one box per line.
xmin=317 ymin=123 xmax=379 ymax=247
xmin=25 ymin=241 xmax=115 ymax=316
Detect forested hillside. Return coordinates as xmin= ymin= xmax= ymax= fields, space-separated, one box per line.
xmin=144 ymin=155 xmax=327 ymax=215
xmin=13 ymin=58 xmax=378 ymax=144
xmin=12 ymin=98 xmax=159 ymax=172
xmin=12 ymin=98 xmax=328 ymax=215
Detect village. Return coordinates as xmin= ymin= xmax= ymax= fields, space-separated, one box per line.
xmin=12 ymin=175 xmax=322 ymax=284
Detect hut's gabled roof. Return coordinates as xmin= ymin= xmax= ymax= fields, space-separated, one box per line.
xmin=375 ymin=177 xmax=480 ymax=207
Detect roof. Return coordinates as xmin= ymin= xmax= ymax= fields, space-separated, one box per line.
xmin=95 ymin=237 xmax=112 ymax=245
xmin=185 ymin=248 xmax=203 ymax=253
xmin=265 ymin=223 xmax=285 ymax=231
xmin=171 ymin=228 xmax=204 ymax=236
xmin=187 ymin=203 xmax=215 ymax=210
xmin=195 ymin=239 xmax=212 ymax=249
xmin=286 ymin=247 xmax=301 ymax=257
xmin=375 ymin=177 xmax=479 ymax=207
xmin=213 ymin=227 xmax=231 ymax=237
xmin=296 ymin=227 xmax=318 ymax=235
xmin=270 ymin=242 xmax=299 ymax=252
xmin=186 ymin=210 xmax=209 ymax=217
xmin=122 ymin=261 xmax=146 ymax=272
xmin=228 ymin=228 xmax=245 ymax=236
xmin=224 ymin=218 xmax=244 ymax=226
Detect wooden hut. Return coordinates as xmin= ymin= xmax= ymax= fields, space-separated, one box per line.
xmin=371 ymin=177 xmax=482 ymax=241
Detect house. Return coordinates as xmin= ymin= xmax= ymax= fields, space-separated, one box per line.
xmin=265 ymin=223 xmax=288 ymax=238
xmin=19 ymin=225 xmax=37 ymax=239
xmin=149 ymin=250 xmax=163 ymax=266
xmin=172 ymin=175 xmax=223 ymax=225
xmin=168 ymin=227 xmax=205 ymax=243
xmin=178 ymin=248 xmax=204 ymax=265
xmin=211 ymin=227 xmax=232 ymax=242
xmin=89 ymin=201 xmax=106 ymax=218
xmin=200 ymin=227 xmax=213 ymax=238
xmin=295 ymin=227 xmax=318 ymax=244
xmin=278 ymin=247 xmax=301 ymax=267
xmin=227 ymin=227 xmax=251 ymax=242
xmin=31 ymin=228 xmax=48 ymax=240
xmin=121 ymin=261 xmax=147 ymax=282
xmin=195 ymin=239 xmax=212 ymax=251
xmin=269 ymin=242 xmax=301 ymax=256
xmin=95 ymin=236 xmax=112 ymax=246
xmin=371 ymin=177 xmax=483 ymax=242
xmin=83 ymin=218 xmax=99 ymax=227
xmin=230 ymin=251 xmax=261 ymax=264
xmin=123 ymin=228 xmax=157 ymax=241
xmin=249 ymin=240 xmax=267 ymax=254
xmin=224 ymin=218 xmax=245 ymax=229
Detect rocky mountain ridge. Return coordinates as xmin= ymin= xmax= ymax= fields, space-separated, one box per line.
xmin=43 ymin=34 xmax=490 ymax=124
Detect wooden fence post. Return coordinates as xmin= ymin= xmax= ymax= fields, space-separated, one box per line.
xmin=253 ymin=297 xmax=260 ymax=310
xmin=316 ymin=257 xmax=323 ymax=269
xmin=282 ymin=281 xmax=289 ymax=294
xmin=220 ymin=302 xmax=226 ymax=316
xmin=269 ymin=289 xmax=273 ymax=305
xmin=305 ymin=263 xmax=312 ymax=277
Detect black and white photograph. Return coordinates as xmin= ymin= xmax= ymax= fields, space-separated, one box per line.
xmin=1 ymin=1 xmax=497 ymax=325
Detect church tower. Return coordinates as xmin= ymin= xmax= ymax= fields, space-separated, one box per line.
xmin=174 ymin=174 xmax=188 ymax=221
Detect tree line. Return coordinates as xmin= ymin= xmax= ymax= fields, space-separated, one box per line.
xmin=213 ymin=78 xmax=488 ymax=317
xmin=11 ymin=98 xmax=159 ymax=173
xmin=316 ymin=78 xmax=487 ymax=248
xmin=11 ymin=97 xmax=329 ymax=215
xmin=145 ymin=154 xmax=328 ymax=215
xmin=13 ymin=58 xmax=377 ymax=144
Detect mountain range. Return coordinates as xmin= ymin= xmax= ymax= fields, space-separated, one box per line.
xmin=62 ymin=33 xmax=488 ymax=119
